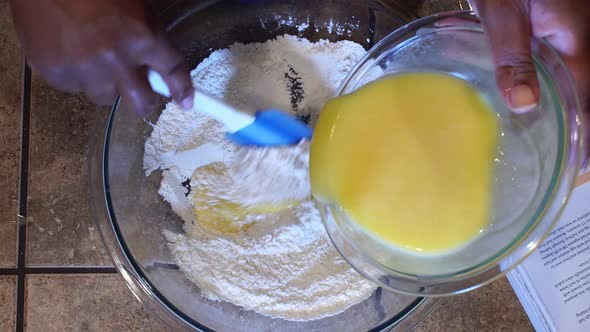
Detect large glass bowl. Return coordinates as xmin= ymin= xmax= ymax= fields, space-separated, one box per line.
xmin=318 ymin=11 xmax=583 ymax=296
xmin=88 ymin=1 xmax=471 ymax=330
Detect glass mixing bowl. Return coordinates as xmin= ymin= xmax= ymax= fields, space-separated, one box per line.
xmin=318 ymin=11 xmax=583 ymax=296
xmin=88 ymin=1 xmax=475 ymax=330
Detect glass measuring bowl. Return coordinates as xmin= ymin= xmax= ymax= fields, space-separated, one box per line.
xmin=318 ymin=11 xmax=582 ymax=296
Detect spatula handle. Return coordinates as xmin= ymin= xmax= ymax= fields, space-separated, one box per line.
xmin=147 ymin=70 xmax=254 ymax=133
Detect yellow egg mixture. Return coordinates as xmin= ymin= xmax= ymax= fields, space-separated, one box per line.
xmin=310 ymin=72 xmax=498 ymax=254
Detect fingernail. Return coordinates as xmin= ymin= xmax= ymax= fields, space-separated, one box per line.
xmin=181 ymin=96 xmax=193 ymax=110
xmin=509 ymin=84 xmax=537 ymax=114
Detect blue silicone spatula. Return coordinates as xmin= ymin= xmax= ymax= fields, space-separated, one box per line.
xmin=148 ymin=70 xmax=313 ymax=147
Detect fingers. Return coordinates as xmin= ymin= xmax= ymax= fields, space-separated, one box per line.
xmin=119 ymin=67 xmax=158 ymax=117
xmin=36 ymin=63 xmax=83 ymax=94
xmin=549 ymin=45 xmax=589 ymax=167
xmin=83 ymin=30 xmax=191 ymax=115
xmin=77 ymin=58 xmax=118 ymax=105
xmin=473 ymin=0 xmax=539 ymax=113
xmin=84 ymin=81 xmax=118 ymax=105
xmin=138 ymin=34 xmax=194 ymax=110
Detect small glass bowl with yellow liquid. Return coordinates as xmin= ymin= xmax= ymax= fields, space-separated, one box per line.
xmin=310 ymin=11 xmax=583 ymax=296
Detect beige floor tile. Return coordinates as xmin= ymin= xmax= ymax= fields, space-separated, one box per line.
xmin=0 ymin=0 xmax=21 ymax=267
xmin=25 ymin=274 xmax=168 ymax=332
xmin=26 ymin=75 xmax=111 ymax=266
xmin=413 ymin=278 xmax=533 ymax=331
xmin=0 ymin=277 xmax=16 ymax=331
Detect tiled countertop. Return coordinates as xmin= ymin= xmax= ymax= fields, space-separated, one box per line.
xmin=0 ymin=1 xmax=534 ymax=331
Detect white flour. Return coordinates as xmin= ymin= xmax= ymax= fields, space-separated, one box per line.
xmin=144 ymin=35 xmax=375 ymax=321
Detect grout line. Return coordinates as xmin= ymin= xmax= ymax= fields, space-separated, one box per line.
xmin=16 ymin=60 xmax=31 ymax=332
xmin=0 ymin=269 xmax=18 ymax=276
xmin=24 ymin=267 xmax=118 ymax=274
xmin=16 ymin=66 xmax=30 ymax=218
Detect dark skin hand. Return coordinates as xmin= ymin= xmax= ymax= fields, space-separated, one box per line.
xmin=9 ymin=0 xmax=194 ymax=116
xmin=472 ymin=0 xmax=589 ymax=161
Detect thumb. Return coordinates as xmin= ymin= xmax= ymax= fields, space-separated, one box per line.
xmin=141 ymin=34 xmax=194 ymax=110
xmin=473 ymin=0 xmax=539 ymax=113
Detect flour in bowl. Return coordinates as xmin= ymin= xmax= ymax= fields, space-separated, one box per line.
xmin=144 ymin=35 xmax=375 ymax=321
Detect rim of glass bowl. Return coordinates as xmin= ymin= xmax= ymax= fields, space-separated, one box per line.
xmin=87 ymin=3 xmax=442 ymax=332
xmin=322 ymin=11 xmax=583 ymax=296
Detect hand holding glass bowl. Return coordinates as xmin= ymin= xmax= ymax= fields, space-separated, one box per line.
xmin=315 ymin=11 xmax=583 ymax=296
